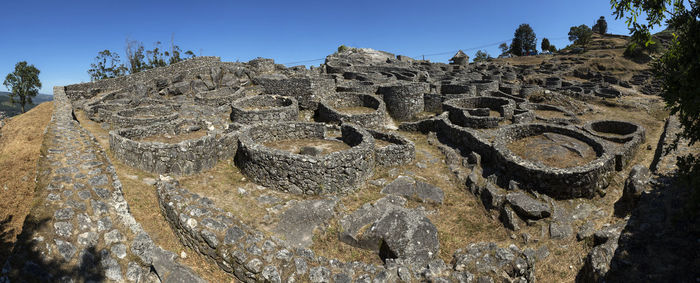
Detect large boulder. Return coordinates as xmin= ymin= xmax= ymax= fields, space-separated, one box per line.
xmin=339 ymin=196 xmax=439 ymax=264
xmin=381 ymin=176 xmax=444 ymax=204
xmin=506 ymin=192 xmax=551 ymax=220
xmin=623 ymin=164 xmax=651 ymax=205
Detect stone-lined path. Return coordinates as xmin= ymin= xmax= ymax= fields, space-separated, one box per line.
xmin=1 ymin=87 xmax=203 ymax=282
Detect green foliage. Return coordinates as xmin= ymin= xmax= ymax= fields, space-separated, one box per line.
xmin=593 ymin=16 xmax=608 ymax=34
xmin=540 ymin=38 xmax=556 ymax=52
xmin=498 ymin=43 xmax=509 ymax=55
xmin=473 ymin=50 xmax=492 ymax=62
xmin=568 ymin=24 xmax=594 ymax=47
xmin=88 ymin=50 xmax=127 ymax=81
xmin=3 ymin=61 xmax=42 ymax=113
xmin=337 ymin=45 xmax=353 ymax=53
xmin=612 ymin=0 xmax=700 ymax=216
xmin=510 ymin=24 xmax=537 ymax=56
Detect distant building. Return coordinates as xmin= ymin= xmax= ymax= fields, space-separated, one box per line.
xmin=450 ymin=50 xmax=469 ymax=66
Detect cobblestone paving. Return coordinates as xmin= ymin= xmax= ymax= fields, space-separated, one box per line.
xmin=1 ymin=87 xmax=203 ymax=282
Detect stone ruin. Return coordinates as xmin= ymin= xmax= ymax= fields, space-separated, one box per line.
xmin=4 ymin=47 xmax=681 ymax=282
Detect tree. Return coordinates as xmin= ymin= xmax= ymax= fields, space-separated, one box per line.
xmin=473 ymin=50 xmax=492 ymax=62
xmin=592 ymin=16 xmax=608 ymax=34
xmin=3 ymin=61 xmax=41 ymax=113
xmin=612 ymin=0 xmax=700 ymax=215
xmin=87 ymin=50 xmax=127 ymax=81
xmin=568 ymin=24 xmax=594 ymax=47
xmin=498 ymin=43 xmax=509 ymax=54
xmin=146 ymin=41 xmax=167 ymax=69
xmin=541 ymin=38 xmax=557 ymax=52
xmin=125 ymin=39 xmax=146 ymax=74
xmin=510 ymin=24 xmax=537 ymax=56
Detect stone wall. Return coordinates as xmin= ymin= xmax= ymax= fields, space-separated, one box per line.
xmin=316 ymin=92 xmax=386 ymax=128
xmin=235 ymin=122 xmax=374 ymax=195
xmin=584 ymin=120 xmax=646 ymax=171
xmin=64 ymin=56 xmax=223 ymax=101
xmin=253 ymin=74 xmax=335 ymax=110
xmin=377 ymin=82 xmax=429 ymax=121
xmin=492 ymin=123 xmax=615 ymax=199
xmin=443 ymin=96 xmax=516 ymax=129
xmin=109 ymin=120 xmax=238 ymax=175
xmin=230 ymin=95 xmax=299 ymax=124
xmin=368 ymin=129 xmax=415 ymax=166
xmin=156 ymin=178 xmax=536 ymax=282
xmin=110 ymin=105 xmax=179 ymax=128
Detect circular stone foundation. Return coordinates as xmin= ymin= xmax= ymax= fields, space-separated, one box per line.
xmin=583 ymin=120 xmax=645 ymax=143
xmin=521 ymin=103 xmax=579 ymax=125
xmin=111 ymin=105 xmax=179 ymax=128
xmin=109 ymin=119 xmax=238 ymax=175
xmin=230 ymin=95 xmax=299 ymax=124
xmin=493 ymin=123 xmax=615 ymax=199
xmin=377 ymin=82 xmax=429 ymax=121
xmin=443 ymin=97 xmax=516 ymax=128
xmin=194 ymin=87 xmax=245 ymax=107
xmin=583 ymin=120 xmax=646 ymax=171
xmin=317 ymin=92 xmax=386 ymax=128
xmin=367 ymin=129 xmax=415 ymax=166
xmin=235 ymin=122 xmax=374 ymax=195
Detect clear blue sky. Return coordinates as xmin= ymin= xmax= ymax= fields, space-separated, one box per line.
xmin=0 ymin=0 xmax=664 ymax=94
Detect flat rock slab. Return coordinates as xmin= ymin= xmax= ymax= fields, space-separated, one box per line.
xmin=506 ymin=192 xmax=551 ymax=219
xmin=272 ymin=198 xmax=337 ymax=248
xmin=381 ymin=176 xmax=444 ymax=204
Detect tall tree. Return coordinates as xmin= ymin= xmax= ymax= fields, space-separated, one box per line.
xmin=88 ymin=50 xmax=127 ymax=81
xmin=510 ymin=24 xmax=537 ymax=56
xmin=541 ymin=38 xmax=551 ymax=52
xmin=3 ymin=61 xmax=42 ymax=113
xmin=568 ymin=25 xmax=594 ymax=47
xmin=473 ymin=50 xmax=492 ymax=62
xmin=498 ymin=43 xmax=509 ymax=55
xmin=592 ymin=16 xmax=608 ymax=34
xmin=612 ymin=0 xmax=700 ymax=214
xmin=125 ymin=39 xmax=146 ymax=74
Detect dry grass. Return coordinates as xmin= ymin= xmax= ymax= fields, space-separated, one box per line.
xmin=74 ymin=110 xmax=237 ymax=282
xmin=136 ymin=129 xmax=207 ymax=143
xmin=0 ymin=102 xmax=53 ymax=264
xmin=263 ymin=138 xmax=351 ymax=155
xmin=507 ymin=134 xmax=597 ymax=168
xmin=535 ymin=109 xmax=569 ymax=119
xmin=336 ymin=106 xmax=376 ymax=115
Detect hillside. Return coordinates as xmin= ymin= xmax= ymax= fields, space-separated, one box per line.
xmin=0 ymin=91 xmax=53 ymax=117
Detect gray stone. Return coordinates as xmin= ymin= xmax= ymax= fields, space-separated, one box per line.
xmin=577 ymin=221 xmax=596 ymax=241
xmin=623 ymin=164 xmax=651 ymax=204
xmin=88 ymin=174 xmax=108 ymax=186
xmin=272 ymin=199 xmax=337 ymax=248
xmin=256 ymin=194 xmax=281 ymax=205
xmin=224 ymin=226 xmax=245 ymax=245
xmin=77 ymin=190 xmax=91 ymax=200
xmin=294 ymin=257 xmax=307 ymax=275
xmin=77 ymin=213 xmax=92 ymax=230
xmin=91 ymin=199 xmax=110 ymax=216
xmin=101 ymin=254 xmax=123 ymax=281
xmin=381 ymin=176 xmax=444 ymax=204
xmin=309 ymin=266 xmax=331 ymax=283
xmin=299 ymin=146 xmax=323 ymax=157
xmin=245 ymin=258 xmax=263 ymax=273
xmin=53 ymin=222 xmax=73 ymax=238
xmin=97 ymin=216 xmax=113 ymax=231
xmin=500 ymin=206 xmax=521 ymax=231
xmin=54 ymin=239 xmax=76 ymax=261
xmin=126 ymin=261 xmax=143 ymax=282
xmin=104 ymin=229 xmax=125 ymax=245
xmin=506 ymin=192 xmax=551 ymax=219
xmin=111 ymin=244 xmax=128 ymax=259
xmin=77 ymin=231 xmax=98 ymax=246
xmin=54 ymin=207 xmax=74 ymax=220
xmin=262 ymin=265 xmax=281 ymax=283
xmin=481 ymin=183 xmax=505 ymax=210
xmin=93 ymin=187 xmax=110 ymax=199
xmin=549 ymin=222 xmax=573 ymax=239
